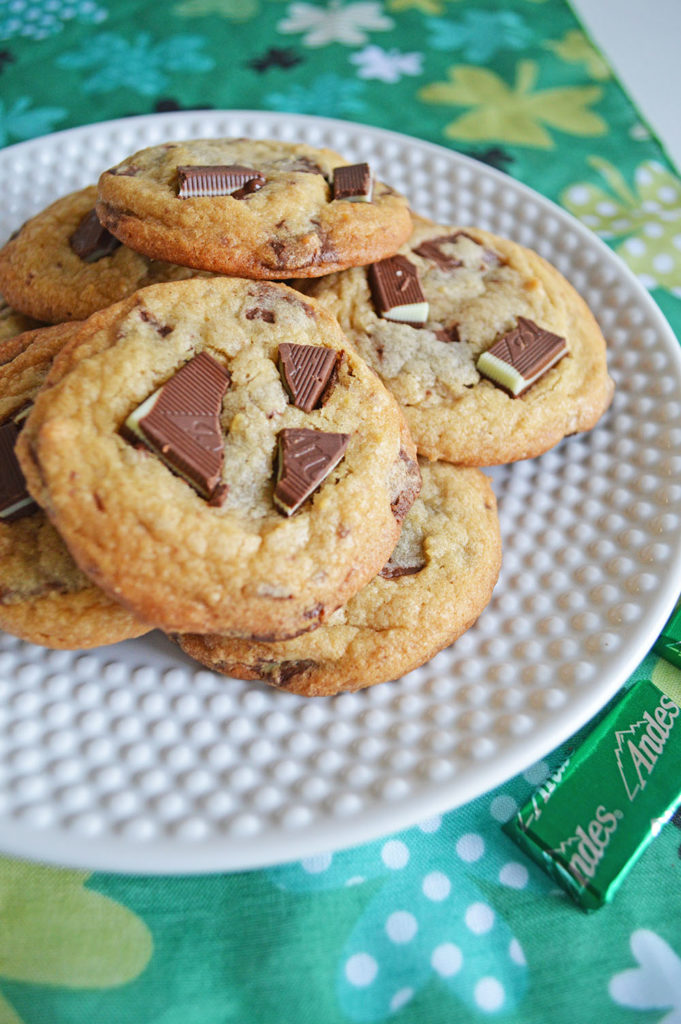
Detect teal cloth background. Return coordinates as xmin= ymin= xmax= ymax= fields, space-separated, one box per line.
xmin=1 ymin=0 xmax=681 ymax=1021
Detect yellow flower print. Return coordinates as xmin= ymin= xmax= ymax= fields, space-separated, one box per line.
xmin=562 ymin=158 xmax=681 ymax=296
xmin=419 ymin=60 xmax=606 ymax=148
xmin=545 ymin=29 xmax=610 ymax=80
xmin=0 ymin=859 xmax=152 ymax=1024
xmin=174 ymin=0 xmax=287 ymax=18
xmin=387 ymin=0 xmax=460 ymax=13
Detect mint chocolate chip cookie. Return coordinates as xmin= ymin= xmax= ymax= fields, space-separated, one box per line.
xmin=0 ymin=186 xmax=209 ymax=324
xmin=176 ymin=460 xmax=501 ymax=697
xmin=0 ymin=322 xmax=150 ymax=648
xmin=0 ymin=297 xmax=44 ymax=346
xmin=301 ymin=215 xmax=614 ymax=465
xmin=96 ymin=138 xmax=412 ymax=279
xmin=18 ymin=277 xmax=419 ymax=638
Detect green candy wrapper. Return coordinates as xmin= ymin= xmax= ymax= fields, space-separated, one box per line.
xmin=653 ymin=597 xmax=681 ymax=670
xmin=503 ymin=677 xmax=681 ymax=911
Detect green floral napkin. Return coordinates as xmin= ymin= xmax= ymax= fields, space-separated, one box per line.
xmin=1 ymin=1 xmax=681 ymax=1021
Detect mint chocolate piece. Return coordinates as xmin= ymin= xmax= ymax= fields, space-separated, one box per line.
xmin=177 ymin=165 xmax=265 ymax=199
xmin=278 ymin=343 xmax=338 ymax=412
xmin=0 ymin=420 xmax=38 ymax=522
xmin=274 ymin=428 xmax=349 ymax=516
xmin=124 ymin=352 xmax=230 ymax=500
xmin=333 ymin=163 xmax=372 ymax=202
xmin=368 ymin=255 xmax=429 ymax=326
xmin=69 ymin=209 xmax=122 ymax=262
xmin=477 ymin=317 xmax=567 ymax=397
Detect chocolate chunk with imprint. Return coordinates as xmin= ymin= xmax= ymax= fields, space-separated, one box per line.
xmin=0 ymin=322 xmax=149 ymax=648
xmin=274 ymin=427 xmax=349 ymax=516
xmin=177 ymin=164 xmax=265 ymax=199
xmin=368 ymin=255 xmax=429 ymax=326
xmin=124 ymin=351 xmax=230 ymax=500
xmin=477 ymin=317 xmax=567 ymax=397
xmin=333 ymin=162 xmax=372 ymax=202
xmin=176 ymin=461 xmax=502 ymax=697
xmin=278 ymin=342 xmax=338 ymax=412
xmin=96 ymin=138 xmax=412 ymax=278
xmin=69 ymin=208 xmax=122 ymax=262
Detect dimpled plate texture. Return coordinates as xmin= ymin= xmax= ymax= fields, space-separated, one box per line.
xmin=2 ymin=111 xmax=681 ymax=874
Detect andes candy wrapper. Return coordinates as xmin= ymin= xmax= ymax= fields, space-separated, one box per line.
xmin=503 ymin=678 xmax=681 ymax=910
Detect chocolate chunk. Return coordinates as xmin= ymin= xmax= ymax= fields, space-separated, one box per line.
xmin=413 ymin=235 xmax=465 ymax=270
xmin=69 ymin=209 xmax=122 ymax=262
xmin=208 ymin=482 xmax=229 ymax=507
xmin=255 ymin=659 xmax=317 ymax=687
xmin=434 ymin=324 xmax=461 ymax=344
xmin=245 ymin=307 xmax=275 ymax=323
xmin=414 ymin=232 xmax=503 ymax=271
xmin=106 ymin=164 xmax=140 ymax=177
xmin=139 ymin=308 xmax=173 ymax=336
xmin=0 ymin=420 xmax=38 ymax=522
xmin=124 ymin=352 xmax=231 ymax=499
xmin=278 ymin=343 xmax=338 ymax=412
xmin=303 ymin=602 xmax=324 ymax=621
xmin=274 ymin=427 xmax=349 ymax=516
xmin=390 ymin=448 xmax=421 ymax=523
xmin=477 ymin=317 xmax=567 ymax=397
xmin=379 ymin=559 xmax=426 ymax=579
xmin=275 ymin=659 xmax=317 ymax=686
xmin=284 ymin=157 xmax=327 ymax=176
xmin=231 ymin=177 xmax=265 ymax=200
xmin=177 ymin=164 xmax=265 ymax=199
xmin=368 ymin=255 xmax=429 ymax=326
xmin=333 ymin=162 xmax=372 ymax=202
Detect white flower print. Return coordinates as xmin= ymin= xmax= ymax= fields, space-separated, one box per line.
xmin=350 ymin=45 xmax=422 ymax=83
xmin=609 ymin=930 xmax=681 ymax=1024
xmin=278 ymin=1 xmax=394 ymax=47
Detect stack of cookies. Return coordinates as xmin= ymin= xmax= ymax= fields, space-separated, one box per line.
xmin=0 ymin=137 xmax=614 ymax=696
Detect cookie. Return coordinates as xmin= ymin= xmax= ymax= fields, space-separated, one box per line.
xmin=176 ymin=460 xmax=501 ymax=696
xmin=18 ymin=277 xmax=420 ymax=638
xmin=301 ymin=215 xmax=615 ymax=465
xmin=0 ymin=296 xmax=44 ymax=345
xmin=96 ymin=138 xmax=412 ymax=279
xmin=0 ymin=186 xmax=209 ymax=323
xmin=0 ymin=322 xmax=150 ymax=648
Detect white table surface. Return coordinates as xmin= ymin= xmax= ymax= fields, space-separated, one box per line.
xmin=572 ymin=0 xmax=681 ymax=170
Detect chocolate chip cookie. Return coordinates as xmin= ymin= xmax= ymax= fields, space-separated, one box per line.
xmin=0 ymin=186 xmax=209 ymax=323
xmin=0 ymin=322 xmax=150 ymax=648
xmin=18 ymin=277 xmax=419 ymax=638
xmin=176 ymin=460 xmax=501 ymax=696
xmin=96 ymin=138 xmax=412 ymax=279
xmin=302 ymin=215 xmax=615 ymax=465
xmin=0 ymin=296 xmax=43 ymax=346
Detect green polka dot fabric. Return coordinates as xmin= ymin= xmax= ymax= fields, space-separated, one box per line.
xmin=1 ymin=2 xmax=681 ymax=1022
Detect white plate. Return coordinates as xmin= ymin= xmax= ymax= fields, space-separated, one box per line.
xmin=1 ymin=111 xmax=681 ymax=874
